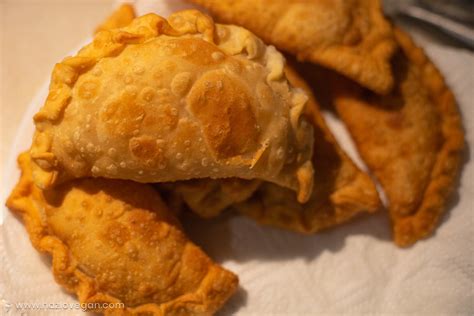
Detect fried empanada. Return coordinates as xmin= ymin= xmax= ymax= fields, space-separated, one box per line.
xmin=6 ymin=153 xmax=238 ymax=315
xmin=188 ymin=0 xmax=397 ymax=94
xmin=164 ymin=178 xmax=261 ymax=218
xmin=95 ymin=3 xmax=136 ymax=34
xmin=30 ymin=10 xmax=314 ymax=203
xmin=233 ymin=66 xmax=381 ymax=233
xmin=328 ymin=28 xmax=464 ymax=246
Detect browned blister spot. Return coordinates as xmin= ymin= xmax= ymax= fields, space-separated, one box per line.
xmin=187 ymin=71 xmax=259 ymax=159
xmin=128 ymin=210 xmax=177 ymax=245
xmin=77 ymin=80 xmax=100 ymax=99
xmin=100 ymin=91 xmax=145 ymax=137
xmin=129 ymin=135 xmax=166 ymax=168
xmin=139 ymin=87 xmax=156 ymax=103
xmin=129 ymin=136 xmax=159 ymax=160
xmin=102 ymin=222 xmax=131 ymax=247
xmin=141 ymin=103 xmax=179 ymax=136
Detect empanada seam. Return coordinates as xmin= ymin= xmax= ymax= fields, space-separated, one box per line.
xmin=7 ymin=153 xmax=238 ymax=315
xmin=391 ymin=27 xmax=465 ymax=247
xmin=30 ymin=11 xmax=217 ymax=189
xmin=30 ymin=10 xmax=315 ymax=202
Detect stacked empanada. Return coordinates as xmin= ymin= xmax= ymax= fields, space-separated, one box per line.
xmin=6 ymin=2 xmax=465 ymax=315
xmin=8 ymin=153 xmax=238 ymax=315
xmin=31 ymin=10 xmax=314 ymax=203
xmin=187 ymin=0 xmax=464 ymax=246
xmin=8 ymin=7 xmax=316 ymax=315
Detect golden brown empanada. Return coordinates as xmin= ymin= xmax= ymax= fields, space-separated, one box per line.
xmin=328 ymin=28 xmax=464 ymax=246
xmin=6 ymin=153 xmax=238 ymax=315
xmin=95 ymin=3 xmax=136 ymax=34
xmin=188 ymin=0 xmax=397 ymax=94
xmin=233 ymin=66 xmax=381 ymax=233
xmin=30 ymin=10 xmax=314 ymax=203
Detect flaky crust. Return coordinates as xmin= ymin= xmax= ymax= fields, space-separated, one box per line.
xmin=6 ymin=153 xmax=238 ymax=315
xmin=188 ymin=0 xmax=397 ymax=94
xmin=95 ymin=4 xmax=136 ymax=34
xmin=30 ymin=10 xmax=314 ymax=203
xmin=330 ymin=28 xmax=465 ymax=246
xmin=234 ymin=66 xmax=381 ymax=233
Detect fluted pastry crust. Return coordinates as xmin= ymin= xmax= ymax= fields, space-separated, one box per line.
xmin=30 ymin=10 xmax=314 ymax=203
xmin=95 ymin=4 xmax=136 ymax=34
xmin=330 ymin=28 xmax=465 ymax=246
xmin=6 ymin=153 xmax=238 ymax=315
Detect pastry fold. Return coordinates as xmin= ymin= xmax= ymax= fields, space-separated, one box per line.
xmin=164 ymin=65 xmax=380 ymax=226
xmin=6 ymin=153 xmax=238 ymax=315
xmin=329 ymin=28 xmax=465 ymax=246
xmin=95 ymin=3 xmax=136 ymax=34
xmin=30 ymin=10 xmax=314 ymax=203
xmin=233 ymin=66 xmax=381 ymax=232
xmin=163 ymin=178 xmax=262 ymax=218
xmin=189 ymin=0 xmax=397 ymax=94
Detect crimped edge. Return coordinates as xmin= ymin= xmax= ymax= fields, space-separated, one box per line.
xmin=288 ymin=66 xmax=381 ymax=233
xmin=6 ymin=153 xmax=238 ymax=315
xmin=94 ymin=3 xmax=136 ymax=34
xmin=30 ymin=9 xmax=314 ymax=204
xmin=30 ymin=10 xmax=216 ymax=189
xmin=236 ymin=66 xmax=381 ymax=234
xmin=391 ymin=27 xmax=465 ymax=247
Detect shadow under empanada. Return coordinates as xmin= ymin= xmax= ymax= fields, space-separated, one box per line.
xmin=180 ymin=209 xmax=391 ymax=263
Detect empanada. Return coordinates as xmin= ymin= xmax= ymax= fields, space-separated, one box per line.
xmin=6 ymin=153 xmax=238 ymax=315
xmin=95 ymin=3 xmax=136 ymax=34
xmin=188 ymin=0 xmax=397 ymax=94
xmin=328 ymin=28 xmax=465 ymax=246
xmin=30 ymin=10 xmax=314 ymax=203
xmin=233 ymin=66 xmax=381 ymax=233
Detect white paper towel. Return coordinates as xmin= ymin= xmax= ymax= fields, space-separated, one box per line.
xmin=1 ymin=1 xmax=473 ymax=315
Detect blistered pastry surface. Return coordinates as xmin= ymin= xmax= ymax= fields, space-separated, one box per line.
xmin=31 ymin=10 xmax=313 ymax=202
xmin=7 ymin=153 xmax=238 ymax=315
